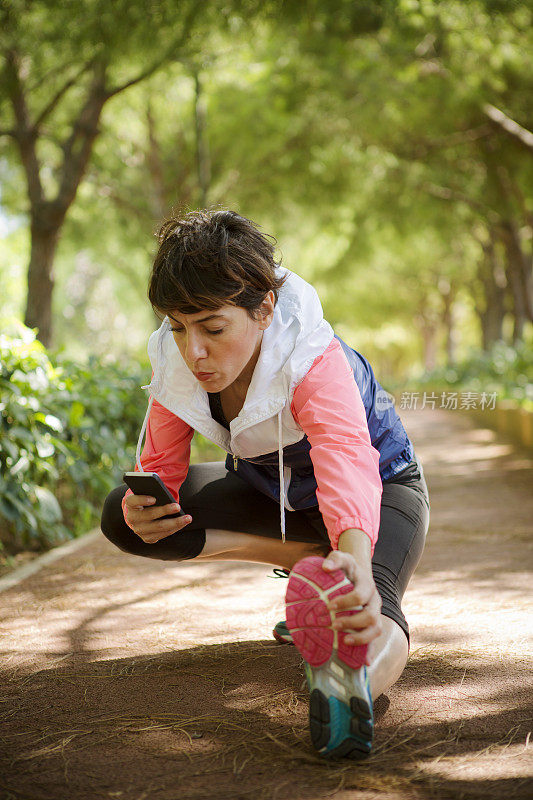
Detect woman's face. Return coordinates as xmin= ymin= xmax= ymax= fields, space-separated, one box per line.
xmin=167 ymin=293 xmax=274 ymax=394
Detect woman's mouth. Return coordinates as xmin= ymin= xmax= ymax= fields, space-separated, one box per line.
xmin=195 ymin=372 xmax=215 ymax=381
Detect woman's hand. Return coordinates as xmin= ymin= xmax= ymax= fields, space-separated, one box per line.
xmin=322 ymin=550 xmax=382 ymax=666
xmin=124 ymin=494 xmax=192 ymax=544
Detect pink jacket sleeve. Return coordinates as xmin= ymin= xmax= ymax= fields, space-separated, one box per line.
xmin=122 ymin=397 xmax=194 ymax=528
xmin=290 ymin=338 xmax=382 ymax=553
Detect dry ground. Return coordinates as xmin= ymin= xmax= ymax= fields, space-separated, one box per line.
xmin=0 ymin=408 xmax=532 ymax=800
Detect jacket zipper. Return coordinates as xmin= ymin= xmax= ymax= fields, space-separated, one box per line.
xmin=233 ymin=455 xmax=238 ymax=470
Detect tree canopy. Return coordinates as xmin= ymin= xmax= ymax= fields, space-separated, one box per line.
xmin=1 ymin=0 xmax=531 ymax=378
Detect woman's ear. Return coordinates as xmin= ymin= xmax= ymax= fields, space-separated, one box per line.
xmin=258 ymin=290 xmax=275 ymax=329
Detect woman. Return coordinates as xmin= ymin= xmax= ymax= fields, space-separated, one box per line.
xmin=101 ymin=209 xmax=430 ymax=760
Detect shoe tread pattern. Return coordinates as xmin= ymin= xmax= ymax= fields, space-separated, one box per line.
xmin=286 ymin=556 xmax=367 ymax=669
xmin=309 ymin=689 xmax=331 ymax=749
xmin=311 ymin=689 xmax=372 ymax=760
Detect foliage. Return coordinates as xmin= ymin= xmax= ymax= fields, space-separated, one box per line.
xmin=0 ymin=322 xmax=226 ymax=554
xmin=403 ymin=339 xmax=533 ymax=408
xmin=0 ymin=0 xmax=531 ymax=373
xmin=0 ymin=322 xmax=148 ymax=552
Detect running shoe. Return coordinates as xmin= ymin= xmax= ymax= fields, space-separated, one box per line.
xmin=285 ymin=555 xmax=373 ymax=759
xmin=272 ymin=619 xmax=294 ymax=644
xmin=269 ymin=569 xmax=294 ymax=645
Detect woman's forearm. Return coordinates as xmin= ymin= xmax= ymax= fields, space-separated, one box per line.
xmin=337 ymin=528 xmax=372 ymax=568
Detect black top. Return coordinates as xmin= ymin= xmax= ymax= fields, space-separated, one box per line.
xmin=208 ymin=392 xmax=230 ymax=431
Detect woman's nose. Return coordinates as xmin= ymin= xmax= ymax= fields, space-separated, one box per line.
xmin=185 ymin=333 xmax=208 ymax=363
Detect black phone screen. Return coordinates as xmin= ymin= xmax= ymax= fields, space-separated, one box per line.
xmin=122 ymin=472 xmax=185 ymax=519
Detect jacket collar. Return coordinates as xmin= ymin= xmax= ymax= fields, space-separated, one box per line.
xmin=147 ymin=266 xmax=333 ymax=441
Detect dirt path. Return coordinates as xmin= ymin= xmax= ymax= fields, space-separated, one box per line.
xmin=1 ymin=408 xmax=532 ymax=800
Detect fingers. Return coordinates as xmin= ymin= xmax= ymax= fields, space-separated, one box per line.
xmin=365 ymin=638 xmax=377 ymax=667
xmin=343 ymin=621 xmax=382 ymax=647
xmin=322 ymin=550 xmax=355 ymax=578
xmin=329 ymin=576 xmax=374 ymax=610
xmin=332 ymin=601 xmax=382 ymax=634
xmin=322 ymin=551 xmax=371 ymax=600
xmin=332 ymin=592 xmax=383 ymax=646
xmin=136 ymin=513 xmax=193 ymax=544
xmin=125 ymin=493 xmax=156 ymax=509
xmin=125 ymin=494 xmax=181 ymax=519
xmin=321 ymin=549 xmax=383 ymax=653
xmin=145 ymin=502 xmax=183 ymax=521
xmin=125 ymin=495 xmax=193 ymax=544
xmin=333 ymin=606 xmax=375 ymax=631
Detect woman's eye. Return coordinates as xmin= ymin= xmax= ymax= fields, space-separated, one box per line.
xmin=171 ymin=327 xmax=223 ymax=335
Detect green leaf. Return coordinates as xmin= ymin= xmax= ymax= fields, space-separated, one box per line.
xmin=1 ymin=439 xmax=19 ymax=460
xmin=4 ymin=492 xmax=37 ymax=529
xmin=36 ymin=440 xmax=55 ymax=458
xmin=69 ymin=401 xmax=85 ymax=428
xmin=43 ymin=414 xmax=63 ymax=432
xmin=8 ymin=426 xmax=35 ymax=443
xmin=10 ymin=456 xmax=30 ymax=476
xmin=0 ymin=496 xmax=17 ymax=521
xmin=34 ymin=487 xmax=63 ymax=524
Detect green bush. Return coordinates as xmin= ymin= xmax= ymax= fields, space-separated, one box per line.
xmin=402 ymin=340 xmax=533 ymax=410
xmin=0 ymin=323 xmax=226 ymax=556
xmin=0 ymin=324 xmax=148 ymax=553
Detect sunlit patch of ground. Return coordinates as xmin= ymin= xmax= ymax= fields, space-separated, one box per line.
xmin=0 ymin=408 xmax=531 ymax=799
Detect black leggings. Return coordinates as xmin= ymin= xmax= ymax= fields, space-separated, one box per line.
xmin=101 ymin=455 xmax=430 ymax=645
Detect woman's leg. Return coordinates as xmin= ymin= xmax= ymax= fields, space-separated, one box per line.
xmin=366 ymin=616 xmax=409 ymax=699
xmin=101 ymin=484 xmax=207 ymax=561
xmin=195 ymin=527 xmax=328 ymax=567
xmin=194 ymin=527 xmax=409 ymax=699
xmin=194 ymin=528 xmax=412 ymax=700
xmin=101 ymin=460 xmax=429 ymax=700
xmin=182 ymin=470 xmax=429 ymax=700
xmin=100 ymin=463 xmax=330 ymax=564
xmin=365 ymin=465 xmax=430 ymax=697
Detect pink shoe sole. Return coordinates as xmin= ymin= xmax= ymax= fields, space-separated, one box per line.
xmin=285 ymin=556 xmax=367 ymax=669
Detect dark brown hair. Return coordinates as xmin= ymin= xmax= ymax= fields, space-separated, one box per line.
xmin=148 ymin=209 xmax=287 ymax=319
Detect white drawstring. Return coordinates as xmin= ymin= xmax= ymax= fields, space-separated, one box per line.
xmin=136 ymin=395 xmax=154 ymax=472
xmin=278 ymin=409 xmax=286 ymax=543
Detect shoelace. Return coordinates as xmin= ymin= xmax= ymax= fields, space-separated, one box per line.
xmin=268 ymin=568 xmax=291 ymax=579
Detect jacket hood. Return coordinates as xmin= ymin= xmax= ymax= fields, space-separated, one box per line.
xmin=137 ymin=267 xmax=334 ymax=543
xmin=146 ymin=267 xmax=334 ymax=432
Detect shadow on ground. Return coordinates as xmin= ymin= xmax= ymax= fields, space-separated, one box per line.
xmin=1 ymin=638 xmax=531 ymax=800
xmin=1 ymin=408 xmax=532 ymax=800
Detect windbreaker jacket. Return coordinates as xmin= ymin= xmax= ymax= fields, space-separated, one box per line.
xmin=125 ymin=267 xmax=414 ymax=554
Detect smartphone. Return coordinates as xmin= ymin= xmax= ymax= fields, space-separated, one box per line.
xmin=122 ymin=471 xmax=185 ymax=519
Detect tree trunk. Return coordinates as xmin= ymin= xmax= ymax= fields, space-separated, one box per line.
xmin=414 ymin=293 xmax=439 ymax=372
xmin=6 ymin=31 xmax=200 ymax=346
xmin=486 ymin=156 xmax=533 ymax=332
xmin=14 ymin=63 xmax=108 ymax=346
xmin=498 ymin=221 xmax=528 ymax=343
xmin=477 ymin=234 xmax=506 ymax=349
xmin=439 ymin=278 xmax=458 ymax=366
xmin=194 ymin=71 xmax=210 ymax=208
xmin=422 ymin=323 xmax=438 ymax=372
xmin=146 ymin=101 xmax=168 ymax=222
xmin=23 ymin=220 xmax=61 ymax=347
xmin=415 ymin=312 xmax=438 ymax=371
